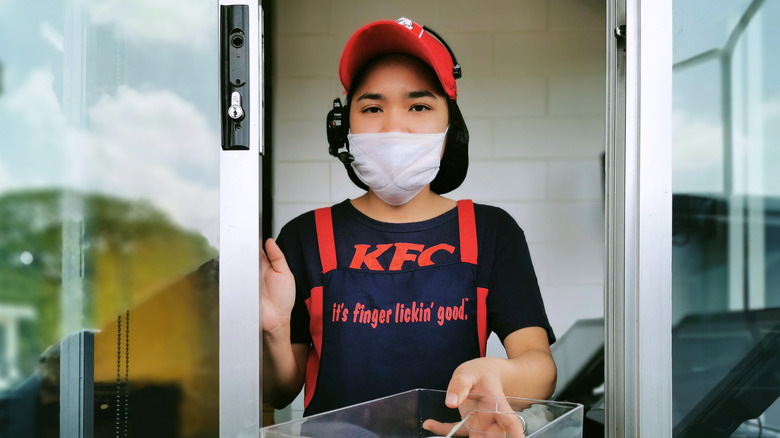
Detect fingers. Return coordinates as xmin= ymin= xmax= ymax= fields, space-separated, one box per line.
xmin=421 ymin=419 xmax=465 ymax=437
xmin=263 ymin=238 xmax=291 ymax=275
xmin=445 ymin=373 xmax=475 ymax=408
xmin=495 ymin=412 xmax=526 ymax=438
xmin=424 ymin=413 xmax=525 ymax=438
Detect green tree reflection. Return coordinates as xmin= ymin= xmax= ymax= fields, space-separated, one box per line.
xmin=0 ymin=188 xmax=217 ymax=385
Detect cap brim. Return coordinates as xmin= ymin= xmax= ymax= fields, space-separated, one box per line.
xmin=339 ymin=20 xmax=456 ymax=99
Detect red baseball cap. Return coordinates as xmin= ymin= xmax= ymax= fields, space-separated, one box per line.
xmin=339 ymin=17 xmax=459 ymax=100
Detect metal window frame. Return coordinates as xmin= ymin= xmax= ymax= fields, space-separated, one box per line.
xmin=60 ymin=330 xmax=95 ymax=438
xmin=605 ymin=0 xmax=673 ymax=436
xmin=218 ymin=1 xmax=263 ymax=437
xmin=214 ymin=1 xmax=677 ymax=435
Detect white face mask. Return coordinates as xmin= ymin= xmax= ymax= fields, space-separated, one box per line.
xmin=348 ymin=130 xmax=447 ymax=206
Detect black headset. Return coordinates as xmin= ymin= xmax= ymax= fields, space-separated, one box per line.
xmin=326 ymin=24 xmax=461 ymax=164
xmin=326 ymin=97 xmax=352 ymax=163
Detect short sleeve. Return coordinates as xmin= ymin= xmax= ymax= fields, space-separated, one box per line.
xmin=475 ymin=205 xmax=556 ymax=345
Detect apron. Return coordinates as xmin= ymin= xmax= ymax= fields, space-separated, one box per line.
xmin=303 ymin=199 xmax=490 ymax=416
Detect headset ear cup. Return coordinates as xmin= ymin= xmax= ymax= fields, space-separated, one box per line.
xmin=327 ymin=98 xmax=363 ymax=189
xmin=326 ymin=98 xmax=349 ymax=158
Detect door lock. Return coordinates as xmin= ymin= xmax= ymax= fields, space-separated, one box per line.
xmin=220 ymin=5 xmax=250 ymax=150
xmin=228 ymin=91 xmax=244 ymax=120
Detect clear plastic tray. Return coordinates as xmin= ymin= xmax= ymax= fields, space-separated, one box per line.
xmin=261 ymin=389 xmax=583 ymax=437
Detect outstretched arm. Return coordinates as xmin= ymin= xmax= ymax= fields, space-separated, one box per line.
xmin=445 ymin=326 xmax=556 ymax=407
xmin=422 ymin=326 xmax=556 ymax=436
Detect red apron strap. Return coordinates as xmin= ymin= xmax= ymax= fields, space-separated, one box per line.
xmin=457 ymin=200 xmax=478 ymax=264
xmin=460 ymin=200 xmax=486 ymax=355
xmin=477 ymin=287 xmax=490 ymax=357
xmin=314 ymin=207 xmax=337 ymax=273
xmin=303 ymin=287 xmax=324 ymax=408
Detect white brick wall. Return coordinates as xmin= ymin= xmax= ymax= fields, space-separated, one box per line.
xmin=271 ymin=0 xmax=606 ymax=419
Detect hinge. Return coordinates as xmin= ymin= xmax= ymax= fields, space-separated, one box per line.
xmin=615 ymin=25 xmax=626 ymax=52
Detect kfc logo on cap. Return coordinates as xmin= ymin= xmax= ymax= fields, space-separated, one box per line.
xmin=395 ymin=17 xmax=414 ymax=30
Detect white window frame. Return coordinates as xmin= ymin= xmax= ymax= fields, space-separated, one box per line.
xmin=605 ymin=0 xmax=673 ymax=436
xmin=218 ymin=1 xmax=263 ymax=436
xmin=213 ymin=0 xmax=675 ymax=434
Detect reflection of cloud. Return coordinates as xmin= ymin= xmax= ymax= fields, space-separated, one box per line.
xmin=82 ymin=86 xmax=220 ymax=244
xmin=764 ymin=94 xmax=780 ymax=120
xmin=89 ymin=87 xmax=215 ymax=178
xmin=3 ymin=69 xmax=66 ymax=130
xmin=40 ymin=21 xmax=65 ymax=53
xmin=0 ymin=69 xmax=68 ymax=188
xmin=85 ymin=0 xmax=213 ymax=47
xmin=0 ymin=159 xmax=13 ymax=190
xmin=0 ymin=0 xmax=12 ymax=18
xmin=674 ymin=91 xmax=780 ymax=197
xmin=672 ymin=112 xmax=724 ymax=193
xmin=759 ymin=94 xmax=780 ymax=196
xmin=0 ymin=69 xmax=220 ymax=245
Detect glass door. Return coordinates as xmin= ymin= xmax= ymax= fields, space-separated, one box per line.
xmin=672 ymin=0 xmax=780 ymax=435
xmin=0 ymin=1 xmax=261 ymax=436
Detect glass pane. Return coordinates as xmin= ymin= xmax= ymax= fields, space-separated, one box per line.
xmin=672 ymin=0 xmax=780 ymax=435
xmin=672 ymin=0 xmax=755 ymax=63
xmin=672 ymin=59 xmax=724 ymax=194
xmin=0 ymin=1 xmax=220 ymax=436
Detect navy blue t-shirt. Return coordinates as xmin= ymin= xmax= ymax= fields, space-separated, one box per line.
xmin=275 ymin=200 xmax=554 ymax=413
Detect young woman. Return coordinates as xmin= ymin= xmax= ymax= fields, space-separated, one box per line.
xmin=261 ymin=17 xmax=556 ymax=429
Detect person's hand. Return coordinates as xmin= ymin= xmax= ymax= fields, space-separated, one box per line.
xmin=422 ymin=407 xmax=526 ymax=437
xmin=422 ymin=358 xmax=526 ymax=437
xmin=444 ymin=357 xmax=505 ymax=409
xmin=261 ymin=238 xmax=296 ymax=334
